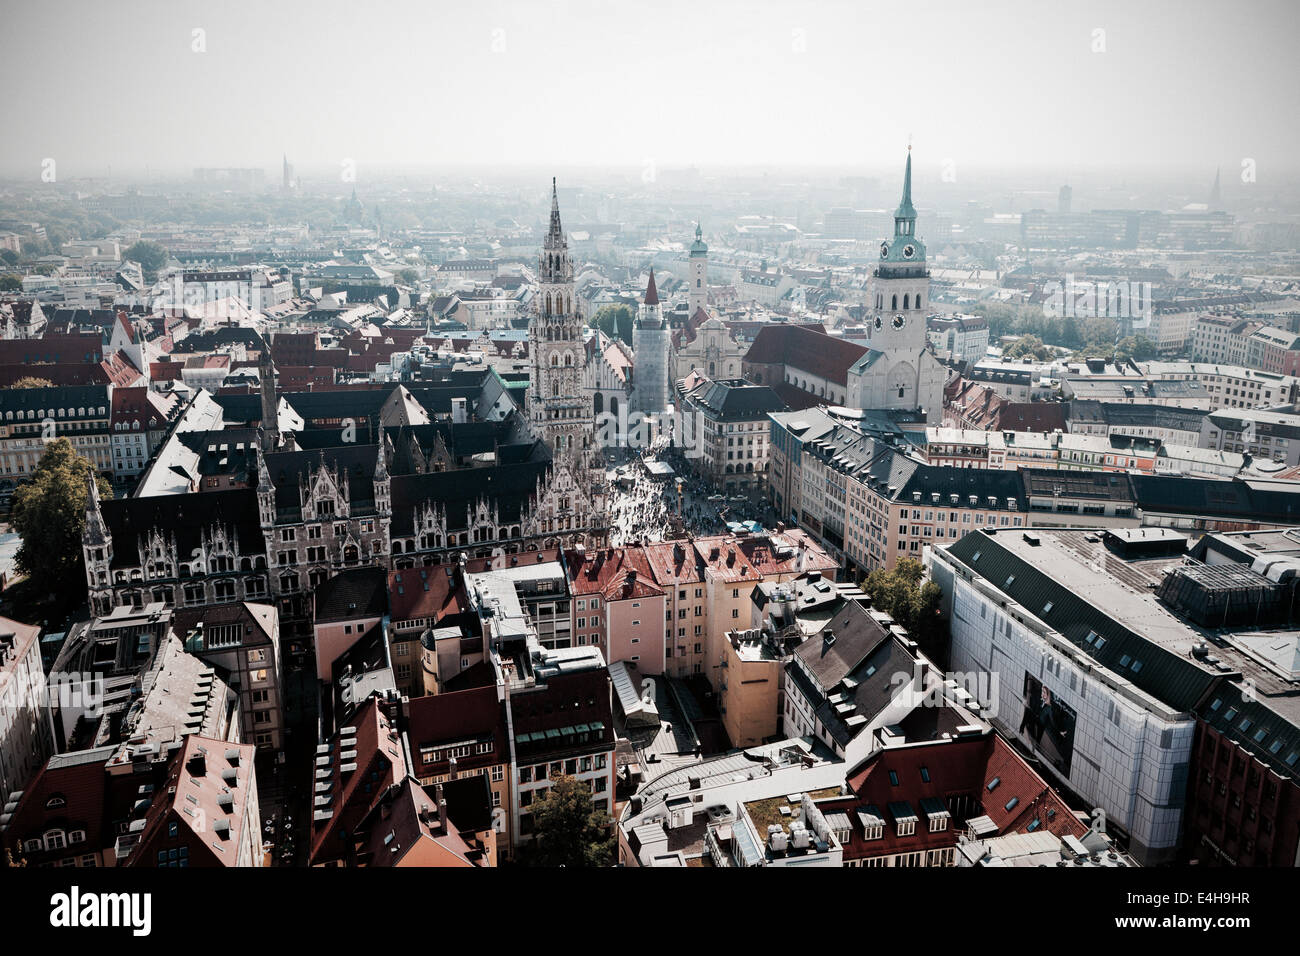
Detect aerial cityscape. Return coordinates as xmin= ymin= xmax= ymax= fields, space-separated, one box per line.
xmin=0 ymin=0 xmax=1295 ymax=925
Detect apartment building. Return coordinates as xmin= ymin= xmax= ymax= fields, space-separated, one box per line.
xmin=676 ymin=377 xmax=786 ymax=496
xmin=0 ymin=618 xmax=54 ymax=811
xmin=0 ymin=384 xmax=114 ymax=481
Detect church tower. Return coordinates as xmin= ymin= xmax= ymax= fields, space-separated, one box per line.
xmin=850 ymin=148 xmax=944 ymax=422
xmin=869 ymin=148 xmax=929 ymax=355
xmin=528 ymin=179 xmax=594 ymax=465
xmin=688 ymin=223 xmax=708 ymax=318
xmin=631 ymin=269 xmax=669 ymax=415
xmin=259 ymin=337 xmax=278 ymax=452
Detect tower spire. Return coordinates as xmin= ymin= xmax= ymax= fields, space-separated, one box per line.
xmin=548 ymin=177 xmax=563 ymax=238
xmin=644 ymin=268 xmax=659 ymax=306
xmin=896 ymin=147 xmax=915 ymax=222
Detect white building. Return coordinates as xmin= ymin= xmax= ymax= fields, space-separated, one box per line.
xmin=0 ymin=618 xmax=56 ymax=810
xmin=928 ymin=529 xmax=1202 ymax=865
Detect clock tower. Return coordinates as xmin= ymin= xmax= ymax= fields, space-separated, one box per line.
xmin=848 ymin=148 xmax=946 ymax=423
xmin=868 ymin=147 xmax=929 ymax=354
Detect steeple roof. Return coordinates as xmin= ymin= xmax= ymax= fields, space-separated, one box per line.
xmin=690 ymin=222 xmax=708 ymax=257
xmin=548 ymin=177 xmax=563 ymax=239
xmin=895 ymin=148 xmax=916 ymax=222
xmin=644 ymin=269 xmax=659 ymax=306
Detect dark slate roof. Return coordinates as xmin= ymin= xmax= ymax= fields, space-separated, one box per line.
xmin=1100 ymin=402 xmax=1209 ymax=431
xmin=101 ymin=489 xmax=264 ymax=569
xmin=1131 ymin=475 xmax=1300 ymax=524
xmin=171 ymin=328 xmax=268 ymax=354
xmin=1198 ymin=682 xmax=1300 ymax=781
xmin=284 ymin=388 xmax=393 ymax=422
xmin=314 ymin=566 xmax=388 ymax=622
xmin=390 ymin=461 xmax=550 ymax=534
xmin=0 ymin=384 xmax=109 ymax=417
xmin=945 ymin=530 xmax=1217 ymax=712
xmin=212 ymin=393 xmax=264 ymax=424
xmin=1021 ymin=468 xmax=1135 ymax=502
xmin=264 ymin=445 xmax=379 ymax=512
xmin=691 ymin=379 xmax=788 ymax=421
xmin=790 ymin=601 xmax=890 ymax=691
xmin=900 ymin=463 xmax=1026 ymax=508
xmin=786 ymin=604 xmax=907 ymax=746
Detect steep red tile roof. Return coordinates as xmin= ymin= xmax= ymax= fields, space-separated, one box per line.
xmin=826 ymin=730 xmax=1086 ymax=863
xmin=743 ymin=324 xmax=867 ymax=386
xmin=644 ymin=269 xmax=659 ymax=306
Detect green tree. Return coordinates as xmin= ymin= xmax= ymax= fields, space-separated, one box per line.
xmin=590 ymin=304 xmax=635 ymax=346
xmin=398 ymin=268 xmax=419 ymax=286
xmin=522 ymin=773 xmax=615 ymax=867
xmin=7 ymin=377 xmax=55 ymax=389
xmin=123 ymin=240 xmax=168 ymax=282
xmin=10 ymin=438 xmax=112 ymax=598
xmin=1003 ymin=334 xmax=1052 ymax=361
xmin=862 ymin=558 xmax=943 ymax=643
xmin=0 ymin=248 xmax=18 ymax=268
xmin=0 ymin=274 xmax=20 ymax=292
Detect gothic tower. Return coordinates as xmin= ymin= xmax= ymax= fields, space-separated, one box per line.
xmin=83 ymin=472 xmax=112 ymax=614
xmin=259 ymin=337 xmax=278 ymax=452
xmin=631 ymin=269 xmax=669 ymax=414
xmin=528 ymin=179 xmax=593 ymax=465
xmin=688 ymin=223 xmax=708 ymax=318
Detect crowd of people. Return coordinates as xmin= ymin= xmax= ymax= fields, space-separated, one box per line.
xmin=604 ymin=446 xmax=785 ymax=546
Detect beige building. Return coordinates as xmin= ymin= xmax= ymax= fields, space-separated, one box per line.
xmin=0 ymin=617 xmax=54 ymax=809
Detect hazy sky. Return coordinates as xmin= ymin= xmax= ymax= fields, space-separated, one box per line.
xmin=2 ymin=0 xmax=1297 ymax=179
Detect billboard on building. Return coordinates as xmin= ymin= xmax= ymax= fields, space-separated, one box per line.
xmin=1018 ymin=672 xmax=1077 ymax=777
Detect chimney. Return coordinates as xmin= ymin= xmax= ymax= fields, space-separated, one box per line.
xmin=436 ymin=784 xmax=448 ymax=833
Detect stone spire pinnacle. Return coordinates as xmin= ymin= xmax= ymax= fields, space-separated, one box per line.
xmin=548 ymin=177 xmax=563 ymax=239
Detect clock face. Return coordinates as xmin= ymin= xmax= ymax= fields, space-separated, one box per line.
xmin=880 ymin=242 xmax=889 ymax=259
xmin=892 ymin=313 xmax=906 ymax=330
xmin=873 ymin=315 xmax=883 ymax=331
xmin=902 ymin=244 xmax=916 ymax=259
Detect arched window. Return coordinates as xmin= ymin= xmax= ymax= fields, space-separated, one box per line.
xmin=903 ymin=294 xmax=910 ymax=309
xmin=917 ymin=294 xmax=922 ymax=309
xmin=892 ymin=294 xmax=898 ymax=310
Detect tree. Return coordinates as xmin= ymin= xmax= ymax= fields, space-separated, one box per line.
xmin=398 ymin=268 xmax=419 ymax=286
xmin=0 ymin=248 xmax=18 ymax=268
xmin=0 ymin=274 xmax=20 ymax=292
xmin=522 ymin=773 xmax=615 ymax=867
xmin=123 ymin=240 xmax=168 ymax=282
xmin=862 ymin=558 xmax=943 ymax=643
xmin=590 ymin=304 xmax=635 ymax=346
xmin=7 ymin=377 xmax=54 ymax=389
xmin=10 ymin=438 xmax=112 ymax=599
xmin=1003 ymin=334 xmax=1052 ymax=361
